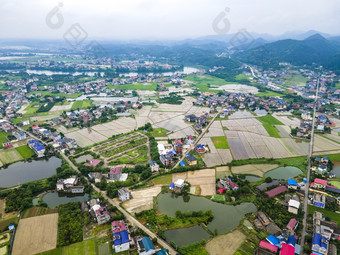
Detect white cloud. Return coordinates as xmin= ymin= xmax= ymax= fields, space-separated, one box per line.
xmin=0 ymin=0 xmax=339 ymax=39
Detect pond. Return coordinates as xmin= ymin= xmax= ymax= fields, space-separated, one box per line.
xmin=243 ymin=175 xmax=262 ymax=182
xmin=264 ymin=166 xmax=303 ymax=180
xmin=164 ymin=225 xmax=210 ymax=247
xmin=75 ymin=154 xmax=93 ymax=163
xmin=26 ymin=70 xmax=104 ymax=77
xmin=157 ymin=193 xmax=256 ymax=235
xmin=0 ymin=157 xmax=62 ymax=188
xmin=330 ymin=161 xmax=340 ymax=177
xmin=41 ymin=192 xmax=90 ymax=208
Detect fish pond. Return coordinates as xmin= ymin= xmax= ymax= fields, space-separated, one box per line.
xmin=264 ymin=166 xmax=302 ymax=180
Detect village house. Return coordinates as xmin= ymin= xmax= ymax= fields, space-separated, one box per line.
xmin=20 ymin=119 xmax=30 ymax=126
xmin=173 ymin=140 xmax=183 ymax=154
xmin=160 ymin=154 xmax=172 ymax=166
xmin=137 ymin=236 xmax=155 ymax=255
xmin=186 ymin=154 xmax=197 ymax=166
xmin=89 ymin=199 xmax=110 ymax=225
xmin=112 ymin=220 xmax=130 ymax=253
xmin=312 ymin=178 xmax=328 ymax=190
xmin=287 ymin=218 xmax=298 ymax=231
xmin=84 ymin=159 xmax=101 ymax=167
xmin=313 ymin=193 xmax=326 ymax=208
xmin=88 ymin=172 xmax=103 ymax=183
xmin=149 ymin=161 xmax=160 ymax=172
xmin=118 ymin=188 xmax=131 ymax=202
xmin=56 ymin=176 xmax=84 ymax=193
xmin=28 ymin=139 xmax=45 ymax=157
xmin=12 ymin=131 xmax=27 ymax=141
xmin=1 ymin=123 xmax=15 ymax=133
xmin=287 ymin=179 xmax=298 ymax=190
xmin=288 ymin=199 xmax=300 ymax=215
xmin=108 ymin=167 xmax=122 ymax=181
xmin=195 ymin=144 xmax=206 ymax=153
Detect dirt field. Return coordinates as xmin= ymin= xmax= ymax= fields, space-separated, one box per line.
xmin=172 ymin=169 xmax=216 ymax=196
xmin=123 ymin=186 xmax=161 ymax=214
xmin=205 ymin=230 xmax=246 ymax=255
xmin=231 ymin=164 xmax=279 ymax=177
xmin=12 ymin=213 xmax=58 ymax=255
xmin=216 ymin=166 xmax=231 ymax=179
xmin=0 ymin=246 xmax=7 ymax=255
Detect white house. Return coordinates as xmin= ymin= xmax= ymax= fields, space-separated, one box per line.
xmin=118 ymin=188 xmax=131 ymax=202
xmin=288 ymin=199 xmax=300 ymax=215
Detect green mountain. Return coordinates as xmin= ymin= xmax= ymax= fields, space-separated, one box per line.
xmin=236 ymin=34 xmax=340 ymax=69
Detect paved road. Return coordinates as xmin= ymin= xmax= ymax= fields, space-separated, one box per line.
xmin=300 ymin=77 xmax=320 ymax=253
xmin=172 ymin=112 xmax=218 ymax=169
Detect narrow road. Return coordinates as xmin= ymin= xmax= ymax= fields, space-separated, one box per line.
xmin=172 ymin=112 xmax=218 ymax=169
xmin=300 ymin=76 xmax=320 ymax=253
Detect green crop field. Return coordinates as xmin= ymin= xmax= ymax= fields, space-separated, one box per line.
xmin=150 ymin=128 xmax=169 ymax=137
xmin=0 ymin=131 xmax=9 ymax=148
xmin=24 ymin=102 xmax=40 ymax=114
xmin=36 ymin=239 xmax=96 ymax=255
xmin=211 ymin=136 xmax=230 ymax=149
xmin=257 ymin=115 xmax=284 ymax=125
xmin=257 ymin=115 xmax=283 ymax=138
xmin=329 ymin=181 xmax=340 ymax=189
xmin=71 ymin=100 xmax=92 ymax=110
xmin=16 ymin=145 xmax=35 ymax=158
xmin=183 ymin=75 xmax=231 ymax=92
xmin=255 ymin=90 xmax=285 ymax=97
xmin=150 ymin=174 xmax=172 ymax=185
xmin=0 ymin=149 xmax=23 ymax=164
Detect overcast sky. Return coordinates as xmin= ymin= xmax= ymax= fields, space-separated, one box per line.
xmin=0 ymin=0 xmax=339 ymax=40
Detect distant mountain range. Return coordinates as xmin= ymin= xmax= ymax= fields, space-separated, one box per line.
xmin=234 ymin=33 xmax=340 ymax=72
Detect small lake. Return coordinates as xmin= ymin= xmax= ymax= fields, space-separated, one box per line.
xmin=243 ymin=175 xmax=262 ymax=182
xmin=264 ymin=166 xmax=302 ymax=180
xmin=75 ymin=154 xmax=93 ymax=163
xmin=119 ymin=66 xmax=200 ymax=77
xmin=157 ymin=193 xmax=256 ymax=235
xmin=330 ymin=161 xmax=340 ymax=177
xmin=164 ymin=225 xmax=210 ymax=247
xmin=0 ymin=157 xmax=62 ymax=188
xmin=41 ymin=192 xmax=89 ymax=208
xmin=26 ymin=70 xmax=104 ymax=77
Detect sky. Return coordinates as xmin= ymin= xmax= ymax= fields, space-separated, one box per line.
xmin=0 ymin=0 xmax=339 ymax=40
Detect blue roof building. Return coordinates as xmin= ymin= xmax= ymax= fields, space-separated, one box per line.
xmin=156 ymin=249 xmax=167 ymax=255
xmin=112 ymin=230 xmax=130 ymax=253
xmin=180 ymin=161 xmax=186 ymax=167
xmin=169 ymin=183 xmax=175 ymax=190
xmin=266 ymin=235 xmax=280 ymax=245
xmin=138 ymin=237 xmax=155 ymax=255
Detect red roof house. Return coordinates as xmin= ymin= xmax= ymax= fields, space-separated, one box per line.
xmin=259 ymin=240 xmax=278 ymax=253
xmin=265 ymin=186 xmax=288 ymax=198
xmin=280 ymin=243 xmax=295 ymax=255
xmin=287 ymin=218 xmax=298 ymax=230
xmin=84 ymin=159 xmax=101 ymax=167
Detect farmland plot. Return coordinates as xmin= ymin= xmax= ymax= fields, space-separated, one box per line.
xmin=123 ymin=186 xmax=161 ymax=214
xmin=221 ymin=118 xmax=269 ymax=136
xmin=12 ymin=214 xmax=58 ymax=255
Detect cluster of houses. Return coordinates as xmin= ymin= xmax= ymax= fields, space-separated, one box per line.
xmin=0 ymin=120 xmax=29 ymax=149
xmin=110 ymin=219 xmax=168 ymax=255
xmin=88 ymin=167 xmax=128 ymax=183
xmin=168 ymin=179 xmax=185 ymax=193
xmin=255 ymin=211 xmax=301 ymax=255
xmin=56 ymin=175 xmax=84 ymax=193
xmin=216 ymin=177 xmax=239 ymax=194
xmin=311 ymin=211 xmax=339 ymax=255
xmin=184 ymin=112 xmax=209 ymax=131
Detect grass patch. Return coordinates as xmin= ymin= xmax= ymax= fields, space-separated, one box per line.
xmin=235 ymin=74 xmax=249 ymax=80
xmin=36 ymin=239 xmax=96 ymax=255
xmin=0 ymin=131 xmax=9 ymax=148
xmin=183 ymin=75 xmax=230 ymax=93
xmin=0 ymin=149 xmax=23 ymax=164
xmin=24 ymin=102 xmax=40 ymax=114
xmin=308 ymin=206 xmax=340 ymax=227
xmin=15 ymin=145 xmax=35 ymax=158
xmin=21 ymin=207 xmax=58 ymax=219
xmin=71 ymin=100 xmax=92 ymax=110
xmin=0 ymin=215 xmax=19 ymax=230
xmin=257 ymin=115 xmax=283 ymax=138
xmin=257 ymin=115 xmax=284 ymax=125
xmin=108 ymin=82 xmax=159 ymax=91
xmin=150 ymin=128 xmax=169 ymax=137
xmin=255 ymin=91 xmax=285 ymax=97
xmin=329 ymin=181 xmax=340 ymax=189
xmin=149 ymin=174 xmax=172 ymax=185
xmin=211 ymin=136 xmax=230 ymax=149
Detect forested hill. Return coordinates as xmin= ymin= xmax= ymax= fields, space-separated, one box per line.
xmin=234 ymin=34 xmax=340 ymax=71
